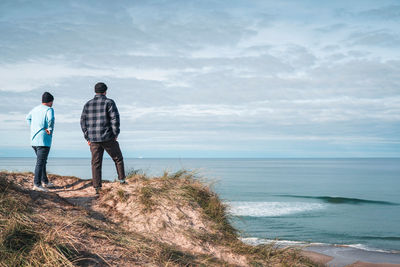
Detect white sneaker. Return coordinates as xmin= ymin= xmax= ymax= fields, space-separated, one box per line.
xmin=32 ymin=185 xmax=49 ymax=192
xmin=43 ymin=182 xmax=55 ymax=188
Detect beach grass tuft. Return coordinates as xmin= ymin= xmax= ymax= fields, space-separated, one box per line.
xmin=184 ymin=183 xmax=237 ymax=235
xmin=126 ymin=168 xmax=148 ymax=181
xmin=139 ymin=185 xmax=156 ymax=212
xmin=116 ymin=188 xmax=129 ymax=202
xmin=0 ymin=177 xmax=78 ymax=266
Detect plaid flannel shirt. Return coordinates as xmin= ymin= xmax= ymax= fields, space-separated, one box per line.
xmin=80 ymin=95 xmax=120 ymax=142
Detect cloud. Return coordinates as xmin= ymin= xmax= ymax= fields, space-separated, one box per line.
xmin=117 ymin=96 xmax=400 ymax=126
xmin=315 ymin=23 xmax=347 ymax=33
xmin=0 ymin=60 xmax=182 ymax=92
xmin=0 ymin=0 xmax=399 ymax=157
xmin=359 ymin=5 xmax=400 ymax=20
xmin=348 ymin=30 xmax=400 ymax=47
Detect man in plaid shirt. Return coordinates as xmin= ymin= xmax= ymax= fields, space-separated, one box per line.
xmin=80 ymin=82 xmax=126 ymax=195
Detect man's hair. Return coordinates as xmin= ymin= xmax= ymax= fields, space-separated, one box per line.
xmin=42 ymin=92 xmax=54 ymax=103
xmin=95 ymin=82 xmax=108 ymax=93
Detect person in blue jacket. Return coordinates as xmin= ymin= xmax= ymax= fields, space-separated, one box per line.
xmin=26 ymin=92 xmax=55 ymax=191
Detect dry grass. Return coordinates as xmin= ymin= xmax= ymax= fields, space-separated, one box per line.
xmin=0 ymin=172 xmax=229 ymax=266
xmin=138 ymin=185 xmax=157 ymax=212
xmin=116 ymin=189 xmax=128 ymax=202
xmin=181 ymin=182 xmax=237 ymax=240
xmin=0 ymin=171 xmax=321 ymax=267
xmin=97 ymin=169 xmax=320 ymax=266
xmin=126 ymin=168 xmax=148 ymax=181
xmin=0 ymin=177 xmax=78 ymax=267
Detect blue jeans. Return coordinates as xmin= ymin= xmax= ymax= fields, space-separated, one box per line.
xmin=32 ymin=146 xmax=50 ymax=186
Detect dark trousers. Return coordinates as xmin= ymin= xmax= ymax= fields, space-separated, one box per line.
xmin=32 ymin=146 xmax=50 ymax=186
xmin=90 ymin=139 xmax=125 ymax=188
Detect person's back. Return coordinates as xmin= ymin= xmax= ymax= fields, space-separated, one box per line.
xmin=26 ymin=92 xmax=55 ymax=191
xmin=28 ymin=104 xmax=55 ymax=147
xmin=80 ymin=82 xmax=126 ymax=195
xmin=81 ymin=95 xmax=119 ymax=143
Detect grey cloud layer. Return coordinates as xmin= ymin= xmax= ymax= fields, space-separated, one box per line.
xmin=0 ymin=0 xmax=399 ymax=156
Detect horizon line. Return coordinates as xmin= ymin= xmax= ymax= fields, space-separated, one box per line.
xmin=1 ymin=156 xmax=400 ymax=159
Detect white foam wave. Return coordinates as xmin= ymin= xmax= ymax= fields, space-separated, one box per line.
xmin=229 ymin=201 xmax=325 ymax=217
xmin=241 ymin=238 xmax=399 ymax=254
xmin=345 ymin=244 xmax=394 ymax=253
xmin=240 ymin=237 xmax=325 ymax=247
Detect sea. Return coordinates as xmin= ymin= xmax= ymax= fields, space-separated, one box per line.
xmin=1 ymin=157 xmax=400 ymax=264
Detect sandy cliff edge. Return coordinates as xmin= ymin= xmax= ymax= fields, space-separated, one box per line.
xmin=1 ymin=171 xmax=325 ymax=266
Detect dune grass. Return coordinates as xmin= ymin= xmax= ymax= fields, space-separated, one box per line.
xmin=0 ymin=171 xmax=320 ymax=267
xmin=116 ymin=189 xmax=129 ymax=202
xmin=0 ymin=176 xmax=78 ymax=267
xmin=0 ymin=172 xmax=230 ymax=266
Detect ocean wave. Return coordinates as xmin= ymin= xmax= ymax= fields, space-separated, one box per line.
xmin=276 ymin=195 xmax=398 ymax=205
xmin=240 ymin=237 xmax=324 ymax=247
xmin=344 ymin=244 xmax=393 ymax=253
xmin=228 ymin=201 xmax=325 ymax=217
xmin=357 ymin=236 xmax=400 ymax=241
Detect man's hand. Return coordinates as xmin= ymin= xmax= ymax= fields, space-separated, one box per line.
xmin=45 ymin=129 xmax=51 ymax=135
xmin=87 ymin=141 xmax=91 ymax=146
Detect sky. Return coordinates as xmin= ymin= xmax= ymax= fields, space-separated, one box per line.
xmin=0 ymin=0 xmax=399 ymax=158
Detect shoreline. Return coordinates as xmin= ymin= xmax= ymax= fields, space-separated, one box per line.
xmin=241 ymin=238 xmax=400 ymax=266
xmin=304 ymin=245 xmax=400 ymax=266
xmin=303 ymin=250 xmax=400 ymax=267
xmin=302 ymin=250 xmax=400 ymax=267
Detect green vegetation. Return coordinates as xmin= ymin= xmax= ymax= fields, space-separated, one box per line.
xmin=182 ymin=182 xmax=237 ymax=239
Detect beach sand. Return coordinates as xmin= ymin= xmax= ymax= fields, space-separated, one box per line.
xmin=347 ymin=262 xmax=400 ymax=267
xmin=302 ymin=250 xmax=333 ymax=264
xmin=303 ymin=246 xmax=400 ymax=267
xmin=302 ymin=250 xmax=400 ymax=267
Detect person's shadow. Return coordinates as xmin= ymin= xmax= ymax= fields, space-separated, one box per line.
xmin=43 ymin=180 xmax=111 ymax=222
xmin=51 ymin=179 xmax=92 ymax=192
